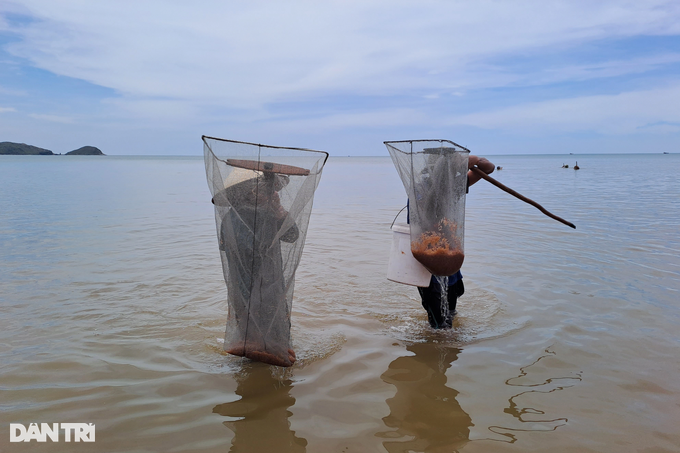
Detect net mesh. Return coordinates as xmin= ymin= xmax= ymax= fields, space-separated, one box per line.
xmin=203 ymin=136 xmax=328 ymax=367
xmin=385 ymin=140 xmax=469 ymax=277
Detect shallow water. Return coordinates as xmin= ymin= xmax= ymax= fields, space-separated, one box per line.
xmin=1 ymin=153 xmax=679 ymax=452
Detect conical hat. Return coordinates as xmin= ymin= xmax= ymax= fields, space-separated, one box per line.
xmin=212 ymin=168 xmax=290 ymax=206
xmin=223 ymin=167 xmax=260 ymax=189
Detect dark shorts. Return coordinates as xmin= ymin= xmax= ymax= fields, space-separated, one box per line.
xmin=418 ymin=277 xmax=465 ymax=329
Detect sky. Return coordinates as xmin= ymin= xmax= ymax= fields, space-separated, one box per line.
xmin=1 ymin=0 xmax=679 ymax=156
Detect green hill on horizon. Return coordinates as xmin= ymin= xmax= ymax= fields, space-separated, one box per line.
xmin=0 ymin=142 xmax=105 ymax=155
xmin=0 ymin=142 xmax=53 ymax=155
xmin=66 ymin=146 xmax=104 ymax=155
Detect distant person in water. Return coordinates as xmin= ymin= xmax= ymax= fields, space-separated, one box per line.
xmin=412 ymin=155 xmax=495 ymax=329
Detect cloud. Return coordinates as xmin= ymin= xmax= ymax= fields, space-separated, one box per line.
xmin=28 ymin=113 xmax=74 ymax=123
xmin=477 ymin=53 xmax=680 ymax=89
xmin=0 ymin=106 xmax=16 ymax=113
xmin=449 ymin=84 xmax=680 ymax=135
xmin=267 ymin=108 xmax=426 ymax=133
xmin=636 ymin=121 xmax=680 ymax=134
xmin=2 ymin=0 xmax=680 ymax=154
xmin=3 ymin=0 xmax=680 ymax=108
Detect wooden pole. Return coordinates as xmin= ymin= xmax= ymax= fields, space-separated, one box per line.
xmin=470 ymin=167 xmax=576 ymax=229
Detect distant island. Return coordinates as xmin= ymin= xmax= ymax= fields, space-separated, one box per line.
xmin=66 ymin=146 xmax=105 ymax=156
xmin=0 ymin=142 xmax=105 ymax=155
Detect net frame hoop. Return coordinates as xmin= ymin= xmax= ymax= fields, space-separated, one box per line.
xmin=203 ymin=135 xmax=329 ymax=169
xmin=383 ymin=139 xmax=472 ymax=154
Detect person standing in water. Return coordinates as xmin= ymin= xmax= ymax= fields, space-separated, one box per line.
xmin=214 ymin=173 xmax=299 ymax=366
xmin=414 ymin=155 xmax=495 ymax=329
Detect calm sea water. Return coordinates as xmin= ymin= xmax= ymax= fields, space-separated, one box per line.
xmin=1 ymin=153 xmax=679 ymax=452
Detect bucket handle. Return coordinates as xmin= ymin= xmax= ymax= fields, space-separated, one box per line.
xmin=390 ymin=205 xmax=408 ymax=229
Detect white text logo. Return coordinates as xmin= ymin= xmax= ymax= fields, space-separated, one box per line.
xmin=10 ymin=423 xmax=95 ymax=442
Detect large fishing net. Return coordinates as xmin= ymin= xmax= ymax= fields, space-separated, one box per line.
xmin=385 ymin=140 xmax=470 ymax=277
xmin=203 ymin=136 xmax=328 ymax=367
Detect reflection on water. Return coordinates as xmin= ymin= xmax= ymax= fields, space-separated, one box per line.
xmin=487 ymin=348 xmax=582 ymax=444
xmin=213 ymin=364 xmax=307 ymax=452
xmin=377 ymin=342 xmax=471 ymax=452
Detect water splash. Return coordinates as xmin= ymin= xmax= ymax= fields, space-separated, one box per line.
xmin=436 ymin=275 xmax=450 ymax=328
xmin=376 ymin=284 xmax=530 ymax=346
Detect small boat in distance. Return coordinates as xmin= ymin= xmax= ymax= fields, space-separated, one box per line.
xmin=574 ymin=162 xmax=580 ymax=170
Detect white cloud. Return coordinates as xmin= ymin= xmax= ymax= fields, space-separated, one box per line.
xmin=449 ymin=84 xmax=680 ymax=135
xmin=0 ymin=106 xmax=16 ymax=113
xmin=636 ymin=122 xmax=680 ymax=134
xmin=28 ymin=113 xmax=74 ymax=123
xmin=3 ymin=0 xmax=680 ymax=108
xmin=2 ymin=0 xmax=680 ymax=154
xmin=477 ymin=53 xmax=680 ymax=89
xmin=267 ymin=108 xmax=426 ymax=133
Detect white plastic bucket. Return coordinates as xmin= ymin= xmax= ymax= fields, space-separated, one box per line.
xmin=387 ymin=223 xmax=432 ymax=287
